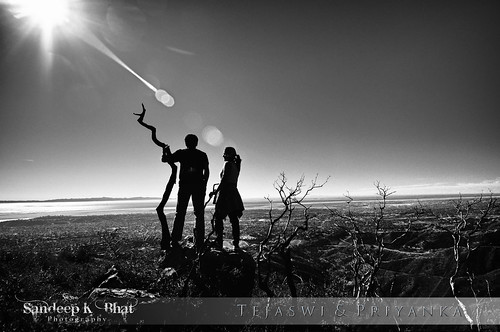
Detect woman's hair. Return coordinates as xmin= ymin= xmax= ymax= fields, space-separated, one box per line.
xmin=224 ymin=147 xmax=237 ymax=158
xmin=224 ymin=147 xmax=241 ymax=169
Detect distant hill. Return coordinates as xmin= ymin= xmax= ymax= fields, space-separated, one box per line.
xmin=1 ymin=193 xmax=497 ymax=204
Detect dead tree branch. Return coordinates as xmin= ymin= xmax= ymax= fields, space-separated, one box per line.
xmin=257 ymin=173 xmax=329 ymax=297
xmin=134 ymin=104 xmax=177 ymax=250
xmin=330 ymin=182 xmax=397 ymax=298
xmin=445 ymin=194 xmax=497 ymax=294
xmin=426 ymin=192 xmax=498 ymax=327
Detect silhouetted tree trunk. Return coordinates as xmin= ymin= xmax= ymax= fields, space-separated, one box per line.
xmin=134 ymin=104 xmax=177 ymax=250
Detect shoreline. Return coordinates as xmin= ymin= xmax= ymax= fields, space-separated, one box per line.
xmin=1 ymin=193 xmax=499 ymax=224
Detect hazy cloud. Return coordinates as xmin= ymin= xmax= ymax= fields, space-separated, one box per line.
xmin=166 ymin=46 xmax=195 ymax=56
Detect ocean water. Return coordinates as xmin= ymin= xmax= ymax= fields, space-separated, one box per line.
xmin=0 ymin=199 xmax=272 ymax=222
xmin=0 ymin=194 xmax=488 ymax=222
xmin=0 ymin=199 xmax=173 ymax=222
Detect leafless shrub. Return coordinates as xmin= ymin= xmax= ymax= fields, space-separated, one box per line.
xmin=431 ymin=193 xmax=497 ymax=294
xmin=97 ymin=229 xmax=122 ymax=259
xmin=329 ymin=182 xmax=400 ymax=298
xmin=257 ymin=173 xmax=329 ymax=297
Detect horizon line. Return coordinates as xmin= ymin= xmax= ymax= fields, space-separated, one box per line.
xmin=1 ymin=192 xmax=499 ymax=204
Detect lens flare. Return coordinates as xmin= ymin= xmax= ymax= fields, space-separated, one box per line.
xmin=155 ymin=89 xmax=175 ymax=107
xmin=73 ymin=27 xmax=175 ymax=107
xmin=202 ymin=126 xmax=224 ymax=147
xmin=9 ymin=0 xmax=69 ymax=29
xmin=8 ymin=0 xmax=70 ymax=54
xmin=7 ymin=0 xmax=175 ymax=108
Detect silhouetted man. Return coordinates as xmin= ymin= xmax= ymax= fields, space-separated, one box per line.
xmin=164 ymin=134 xmax=209 ymax=251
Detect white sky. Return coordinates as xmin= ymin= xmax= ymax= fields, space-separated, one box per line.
xmin=0 ymin=0 xmax=499 ymax=200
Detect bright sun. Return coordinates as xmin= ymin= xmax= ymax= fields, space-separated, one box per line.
xmin=9 ymin=0 xmax=69 ymax=31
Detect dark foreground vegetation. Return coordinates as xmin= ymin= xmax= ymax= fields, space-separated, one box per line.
xmin=1 ymin=188 xmax=499 ymax=331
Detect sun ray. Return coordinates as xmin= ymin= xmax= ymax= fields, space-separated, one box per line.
xmin=4 ymin=0 xmax=175 ymax=107
xmin=8 ymin=0 xmax=69 ymax=30
xmin=6 ymin=0 xmax=70 ymax=69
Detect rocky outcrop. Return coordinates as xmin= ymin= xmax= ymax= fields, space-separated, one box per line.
xmin=198 ymin=247 xmax=255 ymax=296
xmin=159 ymin=239 xmax=256 ymax=297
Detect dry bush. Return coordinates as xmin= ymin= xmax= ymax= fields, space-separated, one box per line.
xmin=257 ymin=173 xmax=328 ymax=297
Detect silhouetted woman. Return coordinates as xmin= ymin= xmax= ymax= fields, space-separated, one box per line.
xmin=212 ymin=147 xmax=244 ymax=249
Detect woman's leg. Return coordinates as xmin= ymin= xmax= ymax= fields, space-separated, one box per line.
xmin=214 ymin=212 xmax=224 ymax=249
xmin=229 ymin=214 xmax=240 ymax=249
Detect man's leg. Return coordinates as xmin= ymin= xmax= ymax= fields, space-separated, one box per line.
xmin=171 ymin=189 xmax=190 ymax=245
xmin=192 ymin=188 xmax=206 ymax=250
